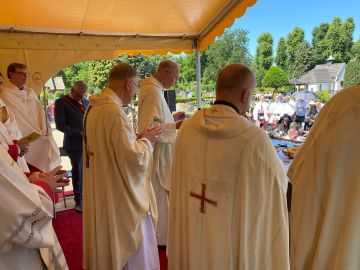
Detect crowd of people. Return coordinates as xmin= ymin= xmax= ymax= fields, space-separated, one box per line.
xmin=251 ymin=92 xmax=324 ymax=141
xmin=0 ymin=60 xmax=359 ymax=270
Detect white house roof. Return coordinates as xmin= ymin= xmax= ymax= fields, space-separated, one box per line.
xmin=45 ymin=76 xmax=65 ymax=90
xmin=294 ymin=63 xmax=346 ymax=84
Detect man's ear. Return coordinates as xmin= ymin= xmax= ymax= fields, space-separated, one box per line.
xmin=124 ymin=79 xmax=131 ymax=92
xmin=240 ymin=89 xmax=249 ymax=103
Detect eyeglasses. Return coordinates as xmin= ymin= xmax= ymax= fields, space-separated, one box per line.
xmin=15 ymin=71 xmax=30 ymax=77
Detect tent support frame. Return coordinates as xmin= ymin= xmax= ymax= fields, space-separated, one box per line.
xmin=195 ymin=39 xmax=202 ymax=109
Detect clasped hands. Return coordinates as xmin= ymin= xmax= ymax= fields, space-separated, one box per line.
xmin=137 ymin=126 xmax=164 ymax=142
xmin=28 ymin=166 xmax=70 ymax=193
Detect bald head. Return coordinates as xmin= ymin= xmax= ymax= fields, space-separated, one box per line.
xmin=216 ymin=64 xmax=255 ymax=94
xmin=108 ymin=63 xmax=139 ymax=105
xmin=215 ymin=64 xmax=256 ymax=115
xmin=154 ymin=59 xmax=180 ymax=89
xmin=109 ymin=63 xmax=138 ymax=82
xmin=157 ymin=60 xmax=179 ymax=73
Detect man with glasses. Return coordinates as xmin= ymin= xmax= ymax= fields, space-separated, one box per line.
xmin=55 ymin=80 xmax=89 ymax=213
xmin=137 ymin=59 xmax=186 ymax=247
xmin=0 ymin=63 xmax=61 ymax=172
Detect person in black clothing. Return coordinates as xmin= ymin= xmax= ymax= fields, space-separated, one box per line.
xmin=55 ymin=81 xmax=89 ymax=212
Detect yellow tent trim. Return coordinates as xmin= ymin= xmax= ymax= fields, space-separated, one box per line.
xmin=199 ymin=0 xmax=257 ymax=51
xmin=117 ymin=48 xmax=194 ymax=56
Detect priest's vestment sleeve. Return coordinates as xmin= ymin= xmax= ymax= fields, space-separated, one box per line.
xmin=0 ymin=171 xmax=54 ymax=252
xmin=168 ymin=105 xmax=289 ymax=270
xmin=0 ymin=145 xmax=68 ymax=270
xmin=83 ymin=89 xmax=157 ymax=270
xmin=138 ymin=80 xmax=176 ymax=145
xmin=288 ymin=84 xmax=360 ymax=270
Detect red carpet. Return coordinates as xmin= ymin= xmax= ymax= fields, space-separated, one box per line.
xmin=53 ymin=209 xmax=168 ymax=270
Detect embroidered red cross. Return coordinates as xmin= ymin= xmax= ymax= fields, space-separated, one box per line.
xmin=190 ymin=183 xmax=217 ymax=213
xmin=210 ymin=107 xmax=218 ymax=113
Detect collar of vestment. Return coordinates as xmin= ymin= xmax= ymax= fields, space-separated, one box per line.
xmin=140 ymin=76 xmax=165 ymax=91
xmin=191 ymin=104 xmax=255 ymax=139
xmin=3 ymin=81 xmax=35 ymax=101
xmin=213 ymin=100 xmax=239 ymax=114
xmin=4 ymin=81 xmax=31 ymax=93
xmin=89 ymin=88 xmax=123 ymax=107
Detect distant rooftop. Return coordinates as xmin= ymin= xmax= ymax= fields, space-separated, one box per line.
xmin=45 ymin=76 xmax=65 ymax=90
xmin=291 ymin=62 xmax=346 ymax=84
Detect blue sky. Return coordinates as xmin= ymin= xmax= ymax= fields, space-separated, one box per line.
xmin=230 ymin=0 xmax=360 ymax=56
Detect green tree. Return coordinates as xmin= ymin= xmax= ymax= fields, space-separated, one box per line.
xmin=342 ymin=18 xmax=355 ymax=62
xmin=203 ymin=29 xmax=251 ymax=85
xmin=39 ymin=88 xmax=53 ymax=106
xmin=323 ymin=17 xmax=355 ymax=62
xmin=118 ymin=54 xmax=167 ymax=78
xmin=286 ymin=27 xmax=305 ymax=78
xmin=175 ymin=52 xmax=210 ymax=93
xmin=88 ymin=60 xmax=118 ymax=91
xmin=275 ymin=37 xmax=287 ymax=70
xmin=312 ymin=23 xmax=329 ymax=64
xmin=177 ymin=53 xmax=196 ymax=91
xmin=317 ymin=90 xmax=331 ymax=103
xmin=54 ymin=90 xmax=64 ymax=99
xmin=56 ymin=61 xmax=90 ymax=88
xmin=293 ymin=41 xmax=314 ymax=78
xmin=343 ymin=61 xmax=360 ymax=88
xmin=262 ymin=66 xmax=288 ymax=90
xmin=254 ymin=32 xmax=273 ymax=86
xmin=351 ymin=39 xmax=360 ymax=61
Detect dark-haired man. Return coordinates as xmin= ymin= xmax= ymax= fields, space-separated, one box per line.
xmin=1 ymin=63 xmax=60 ymax=172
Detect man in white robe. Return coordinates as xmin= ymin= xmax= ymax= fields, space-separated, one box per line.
xmin=83 ymin=63 xmax=162 ymax=270
xmin=0 ymin=146 xmax=69 ymax=270
xmin=137 ymin=59 xmax=185 ymax=246
xmin=252 ymin=93 xmax=269 ymax=122
xmin=288 ymin=82 xmax=360 ymax=270
xmin=168 ymin=64 xmax=290 ymax=270
xmin=0 ymin=72 xmax=29 ymax=171
xmin=1 ymin=63 xmax=60 ymax=172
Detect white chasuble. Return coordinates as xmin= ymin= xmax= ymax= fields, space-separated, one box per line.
xmin=138 ymin=76 xmax=176 ymax=245
xmin=83 ymin=88 xmax=158 ymax=270
xmin=0 ymin=146 xmax=68 ymax=270
xmin=288 ymin=84 xmax=360 ymax=270
xmin=1 ymin=81 xmax=60 ymax=172
xmin=168 ymin=105 xmax=290 ymax=270
xmin=0 ymin=98 xmax=29 ymax=172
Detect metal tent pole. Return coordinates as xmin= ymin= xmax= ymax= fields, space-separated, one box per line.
xmin=195 ymin=40 xmax=202 ymax=109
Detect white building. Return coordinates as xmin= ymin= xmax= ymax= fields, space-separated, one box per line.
xmin=45 ymin=76 xmax=65 ymax=92
xmin=291 ymin=56 xmax=346 ymax=92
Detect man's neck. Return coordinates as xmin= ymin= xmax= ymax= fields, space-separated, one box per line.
xmin=10 ymin=80 xmax=24 ymax=90
xmin=213 ymin=100 xmax=240 ymax=114
xmin=153 ymin=74 xmax=165 ymax=87
xmin=68 ymin=92 xmax=78 ymax=101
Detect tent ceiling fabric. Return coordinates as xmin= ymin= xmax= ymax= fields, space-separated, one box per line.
xmin=0 ymin=0 xmax=256 ymax=52
xmin=0 ymin=0 xmax=256 ymax=91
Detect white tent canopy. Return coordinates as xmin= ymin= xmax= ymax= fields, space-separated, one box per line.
xmin=0 ymin=0 xmax=257 ymax=92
